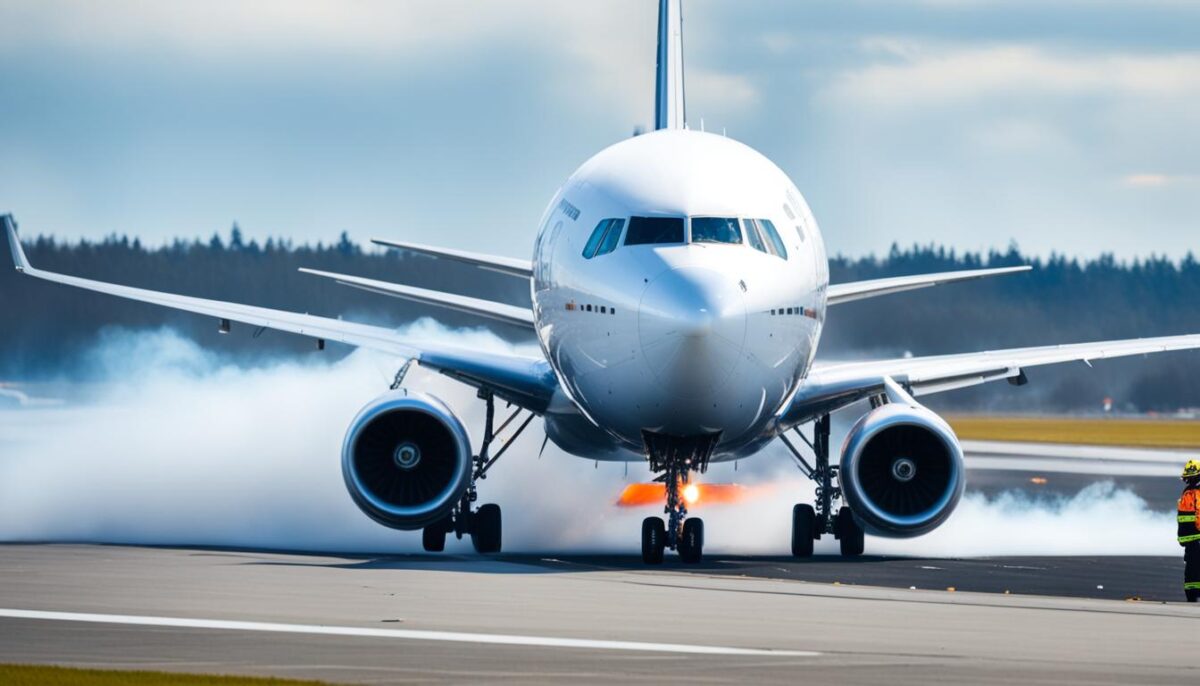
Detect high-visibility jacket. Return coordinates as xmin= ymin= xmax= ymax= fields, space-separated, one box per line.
xmin=1179 ymin=486 xmax=1200 ymax=545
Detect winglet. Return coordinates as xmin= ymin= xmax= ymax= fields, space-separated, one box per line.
xmin=3 ymin=214 xmax=31 ymax=273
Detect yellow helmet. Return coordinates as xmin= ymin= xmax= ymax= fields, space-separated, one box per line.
xmin=1183 ymin=460 xmax=1200 ymax=481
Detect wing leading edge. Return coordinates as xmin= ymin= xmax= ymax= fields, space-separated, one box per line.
xmin=782 ymin=333 xmax=1200 ymax=427
xmin=3 ymin=215 xmax=558 ymax=412
xmin=298 ymin=267 xmax=534 ymax=329
xmin=827 ymin=266 xmax=1031 ymax=306
xmin=371 ymin=239 xmax=532 ymax=279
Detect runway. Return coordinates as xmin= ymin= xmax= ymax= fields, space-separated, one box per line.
xmin=1 ymin=433 xmax=1195 ymax=683
xmin=0 ymin=544 xmax=1195 ymax=685
xmin=962 ymin=438 xmax=1188 ymax=504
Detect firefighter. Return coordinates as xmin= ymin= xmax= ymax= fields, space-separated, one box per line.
xmin=1179 ymin=460 xmax=1200 ymax=602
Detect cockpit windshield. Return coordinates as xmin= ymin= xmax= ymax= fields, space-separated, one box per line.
xmin=625 ymin=217 xmax=685 ymax=246
xmin=691 ymin=217 xmax=742 ymax=245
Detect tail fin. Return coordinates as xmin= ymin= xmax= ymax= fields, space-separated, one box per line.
xmin=654 ymin=0 xmax=686 ymax=130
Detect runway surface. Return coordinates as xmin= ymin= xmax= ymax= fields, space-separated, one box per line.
xmin=0 ymin=544 xmax=1196 ymax=685
xmin=962 ymin=439 xmax=1189 ymax=503
xmin=2 ymin=432 xmax=1196 ymax=683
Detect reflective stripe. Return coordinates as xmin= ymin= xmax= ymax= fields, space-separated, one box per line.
xmin=1179 ymin=515 xmax=1197 ymax=523
xmin=1185 ymin=582 xmax=1200 ymax=590
xmin=1179 ymin=534 xmax=1200 ymax=543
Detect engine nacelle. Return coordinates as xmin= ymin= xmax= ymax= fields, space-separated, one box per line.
xmin=839 ymin=403 xmax=964 ymax=538
xmin=341 ymin=390 xmax=472 ymax=530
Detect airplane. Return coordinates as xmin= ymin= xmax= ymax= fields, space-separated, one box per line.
xmin=5 ymin=0 xmax=1200 ymax=564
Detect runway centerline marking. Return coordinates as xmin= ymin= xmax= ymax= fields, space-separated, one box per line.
xmin=0 ymin=608 xmax=819 ymax=657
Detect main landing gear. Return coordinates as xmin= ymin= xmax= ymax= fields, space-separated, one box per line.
xmin=421 ymin=389 xmax=534 ymax=555
xmin=780 ymin=415 xmax=865 ymax=557
xmin=640 ymin=432 xmax=719 ymax=565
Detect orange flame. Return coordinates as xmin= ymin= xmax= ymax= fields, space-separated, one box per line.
xmin=615 ymin=483 xmax=757 ymax=507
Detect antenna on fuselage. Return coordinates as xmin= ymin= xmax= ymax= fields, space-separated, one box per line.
xmin=654 ymin=0 xmax=686 ymax=130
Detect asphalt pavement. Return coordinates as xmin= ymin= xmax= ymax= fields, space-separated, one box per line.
xmin=0 ymin=544 xmax=1196 ymax=685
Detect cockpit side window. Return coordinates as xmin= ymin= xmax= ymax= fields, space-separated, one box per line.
xmin=595 ymin=219 xmax=625 ymax=256
xmin=743 ymin=219 xmax=788 ymax=259
xmin=743 ymin=218 xmax=767 ymax=253
xmin=582 ymin=220 xmax=608 ymax=259
xmin=582 ymin=219 xmax=625 ymax=259
xmin=759 ymin=219 xmax=788 ymax=259
xmin=691 ymin=217 xmax=742 ymax=245
xmin=625 ymin=217 xmax=685 ymax=246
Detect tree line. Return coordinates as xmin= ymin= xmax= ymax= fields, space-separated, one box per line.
xmin=2 ymin=226 xmax=1198 ymax=413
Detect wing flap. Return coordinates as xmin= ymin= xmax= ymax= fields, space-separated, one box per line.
xmin=827 ymin=266 xmax=1031 ymax=305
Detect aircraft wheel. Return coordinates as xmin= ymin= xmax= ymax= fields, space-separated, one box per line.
xmin=836 ymin=507 xmax=865 ymax=557
xmin=641 ymin=517 xmax=666 ymax=564
xmin=472 ymin=504 xmax=502 ymax=554
xmin=679 ymin=518 xmax=704 ymax=564
xmin=791 ymin=504 xmax=816 ymax=557
xmin=422 ymin=521 xmax=447 ymax=552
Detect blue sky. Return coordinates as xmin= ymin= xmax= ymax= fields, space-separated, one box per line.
xmin=1 ymin=0 xmax=1197 ymax=259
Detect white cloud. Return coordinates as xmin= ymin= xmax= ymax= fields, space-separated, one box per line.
xmin=0 ymin=0 xmax=664 ymax=132
xmin=825 ymin=43 xmax=1200 ymax=108
xmin=689 ymin=70 xmax=760 ymax=110
xmin=964 ymin=118 xmax=1073 ymax=156
xmin=1121 ymin=173 xmax=1198 ymax=188
xmin=1 ymin=1 xmax=571 ymax=58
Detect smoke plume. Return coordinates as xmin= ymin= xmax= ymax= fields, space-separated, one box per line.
xmin=0 ymin=324 xmax=1179 ymax=557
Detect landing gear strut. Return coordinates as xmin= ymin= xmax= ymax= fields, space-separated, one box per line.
xmin=640 ymin=432 xmax=718 ymax=565
xmin=780 ymin=414 xmax=865 ymax=557
xmin=421 ymin=389 xmax=534 ymax=554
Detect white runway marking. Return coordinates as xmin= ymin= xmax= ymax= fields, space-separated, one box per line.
xmin=0 ymin=608 xmax=819 ymax=657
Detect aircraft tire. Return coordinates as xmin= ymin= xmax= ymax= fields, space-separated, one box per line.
xmin=791 ymin=504 xmax=816 ymax=557
xmin=837 ymin=506 xmax=865 ymax=557
xmin=472 ymin=504 xmax=502 ymax=554
xmin=641 ymin=517 xmax=666 ymax=564
xmin=422 ymin=522 xmax=446 ymax=552
xmin=679 ymin=518 xmax=704 ymax=564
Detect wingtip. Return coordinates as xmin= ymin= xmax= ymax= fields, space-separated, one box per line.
xmin=297 ymin=266 xmax=337 ymax=279
xmin=3 ymin=213 xmax=30 ymax=272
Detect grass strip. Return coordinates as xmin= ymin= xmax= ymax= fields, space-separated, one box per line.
xmin=947 ymin=415 xmax=1200 ymax=449
xmin=0 ymin=664 xmax=335 ymax=686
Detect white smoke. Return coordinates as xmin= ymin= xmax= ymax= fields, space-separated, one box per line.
xmin=0 ymin=325 xmax=1179 ymax=556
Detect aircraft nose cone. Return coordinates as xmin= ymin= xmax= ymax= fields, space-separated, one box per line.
xmin=675 ymin=306 xmax=714 ymax=337
xmin=638 ymin=267 xmax=747 ymax=397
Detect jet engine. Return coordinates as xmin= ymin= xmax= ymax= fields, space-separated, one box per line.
xmin=341 ymin=390 xmax=473 ymax=530
xmin=839 ymin=402 xmax=964 ymax=538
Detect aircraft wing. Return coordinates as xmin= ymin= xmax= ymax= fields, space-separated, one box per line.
xmin=372 ymin=239 xmax=533 ymax=279
xmin=3 ymin=215 xmax=558 ymax=412
xmin=827 ymin=266 xmax=1031 ymax=305
xmin=781 ymin=333 xmax=1200 ymax=426
xmin=299 ymin=268 xmax=534 ymax=329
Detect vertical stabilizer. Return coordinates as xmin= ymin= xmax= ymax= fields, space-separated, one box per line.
xmin=654 ymin=0 xmax=686 ymax=130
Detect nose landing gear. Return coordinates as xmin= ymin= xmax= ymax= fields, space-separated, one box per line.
xmin=640 ymin=432 xmax=719 ymax=564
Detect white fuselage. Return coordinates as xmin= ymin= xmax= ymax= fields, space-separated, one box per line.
xmin=531 ymin=129 xmax=829 ymax=461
